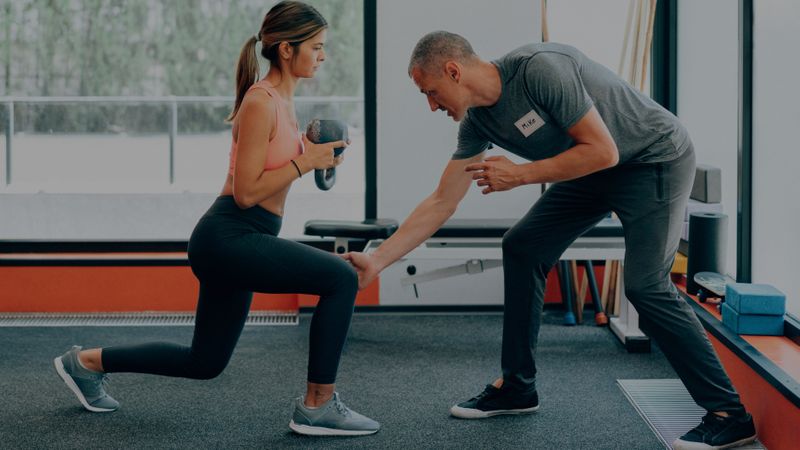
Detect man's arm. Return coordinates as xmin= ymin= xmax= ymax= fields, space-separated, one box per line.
xmin=465 ymin=106 xmax=618 ymax=194
xmin=352 ymin=153 xmax=482 ymax=278
xmin=517 ymin=106 xmax=618 ymax=184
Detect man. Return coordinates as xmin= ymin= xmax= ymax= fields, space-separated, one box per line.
xmin=345 ymin=31 xmax=757 ymax=450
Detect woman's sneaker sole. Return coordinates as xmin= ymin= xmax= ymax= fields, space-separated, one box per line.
xmin=54 ymin=356 xmax=115 ymax=413
xmin=289 ymin=420 xmax=379 ymax=436
xmin=450 ymin=404 xmax=540 ymax=419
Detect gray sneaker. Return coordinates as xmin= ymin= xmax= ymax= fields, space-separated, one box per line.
xmin=289 ymin=392 xmax=380 ymax=436
xmin=54 ymin=346 xmax=119 ymax=412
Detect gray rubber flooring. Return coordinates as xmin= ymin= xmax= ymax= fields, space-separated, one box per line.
xmin=0 ymin=310 xmax=678 ymax=449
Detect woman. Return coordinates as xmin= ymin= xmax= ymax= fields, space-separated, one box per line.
xmin=54 ymin=1 xmax=380 ymax=437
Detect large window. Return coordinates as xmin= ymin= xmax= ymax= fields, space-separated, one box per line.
xmin=0 ymin=0 xmax=365 ymax=239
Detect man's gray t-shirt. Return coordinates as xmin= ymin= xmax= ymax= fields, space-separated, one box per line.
xmin=454 ymin=43 xmax=690 ymax=164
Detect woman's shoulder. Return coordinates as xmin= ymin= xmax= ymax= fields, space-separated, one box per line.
xmin=235 ymin=90 xmax=278 ymax=134
xmin=246 ymin=81 xmax=286 ymax=110
xmin=247 ymin=80 xmax=282 ymax=98
xmin=245 ymin=80 xmax=276 ymax=98
xmin=241 ymin=85 xmax=277 ymax=111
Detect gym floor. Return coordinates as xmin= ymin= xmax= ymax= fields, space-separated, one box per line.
xmin=1 ymin=310 xmax=676 ymax=449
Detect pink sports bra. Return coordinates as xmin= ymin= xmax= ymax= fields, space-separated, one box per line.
xmin=228 ymin=80 xmax=303 ymax=176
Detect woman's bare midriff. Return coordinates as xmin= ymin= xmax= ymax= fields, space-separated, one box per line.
xmin=220 ymin=174 xmax=290 ymax=217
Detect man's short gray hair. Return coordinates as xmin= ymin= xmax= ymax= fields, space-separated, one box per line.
xmin=408 ymin=31 xmax=477 ymax=76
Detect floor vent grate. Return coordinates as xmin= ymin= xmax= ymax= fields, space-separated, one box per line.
xmin=617 ymin=379 xmax=763 ymax=449
xmin=0 ymin=311 xmax=298 ymax=327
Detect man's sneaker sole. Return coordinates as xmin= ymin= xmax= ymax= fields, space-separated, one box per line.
xmin=289 ymin=420 xmax=379 ymax=436
xmin=672 ymin=434 xmax=757 ymax=450
xmin=53 ymin=356 xmax=116 ymax=413
xmin=450 ymin=404 xmax=540 ymax=419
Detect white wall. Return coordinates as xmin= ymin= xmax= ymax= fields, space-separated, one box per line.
xmin=548 ymin=0 xmax=631 ymax=76
xmin=752 ymin=1 xmax=800 ymax=317
xmin=376 ymin=0 xmax=542 ymax=220
xmin=677 ymin=0 xmax=739 ymax=279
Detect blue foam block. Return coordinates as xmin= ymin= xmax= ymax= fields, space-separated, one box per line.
xmin=725 ymin=283 xmax=785 ymax=315
xmin=721 ymin=304 xmax=784 ymax=336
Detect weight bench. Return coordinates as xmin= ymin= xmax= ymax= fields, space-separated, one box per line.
xmin=304 ymin=219 xmax=399 ymax=254
xmin=304 ymin=217 xmax=649 ymax=352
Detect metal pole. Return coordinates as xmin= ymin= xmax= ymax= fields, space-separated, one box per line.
xmin=169 ymin=98 xmax=177 ymax=185
xmin=737 ymin=0 xmax=753 ymax=282
xmin=364 ymin=0 xmax=377 ymax=219
xmin=5 ymin=101 xmax=12 ymax=186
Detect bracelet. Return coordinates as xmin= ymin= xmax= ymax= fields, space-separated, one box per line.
xmin=290 ymin=159 xmax=303 ymax=178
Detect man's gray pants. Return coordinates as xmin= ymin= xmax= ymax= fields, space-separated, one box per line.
xmin=501 ymin=145 xmax=745 ymax=414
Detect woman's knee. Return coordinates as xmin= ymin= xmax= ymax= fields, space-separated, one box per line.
xmin=338 ymin=262 xmax=359 ymax=294
xmin=186 ymin=355 xmax=230 ymax=380
xmin=321 ymin=257 xmax=359 ymax=296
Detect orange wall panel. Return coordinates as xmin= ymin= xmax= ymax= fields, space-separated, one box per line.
xmin=709 ymin=334 xmax=800 ymax=450
xmin=0 ymin=266 xmax=297 ymax=312
xmin=0 ymin=266 xmax=382 ymax=312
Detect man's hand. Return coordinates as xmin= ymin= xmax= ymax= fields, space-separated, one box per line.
xmin=465 ymin=156 xmax=524 ymax=194
xmin=343 ymin=252 xmax=381 ymax=290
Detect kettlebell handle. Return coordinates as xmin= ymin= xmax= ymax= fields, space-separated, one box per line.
xmin=305 ymin=119 xmax=348 ymax=191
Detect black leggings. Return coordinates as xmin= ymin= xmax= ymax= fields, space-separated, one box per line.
xmin=102 ymin=196 xmax=358 ymax=384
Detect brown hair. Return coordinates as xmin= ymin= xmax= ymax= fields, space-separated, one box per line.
xmin=226 ymin=1 xmax=327 ymax=122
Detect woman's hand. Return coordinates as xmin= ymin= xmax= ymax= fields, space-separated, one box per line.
xmin=299 ymin=134 xmax=349 ymax=170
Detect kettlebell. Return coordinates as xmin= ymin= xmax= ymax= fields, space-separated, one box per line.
xmin=305 ymin=119 xmax=348 ymax=190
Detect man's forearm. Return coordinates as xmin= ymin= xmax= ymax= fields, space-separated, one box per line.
xmin=519 ymin=143 xmax=618 ymax=185
xmin=371 ymin=194 xmax=456 ymax=270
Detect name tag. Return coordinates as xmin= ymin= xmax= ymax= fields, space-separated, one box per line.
xmin=514 ymin=110 xmax=546 ymax=138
